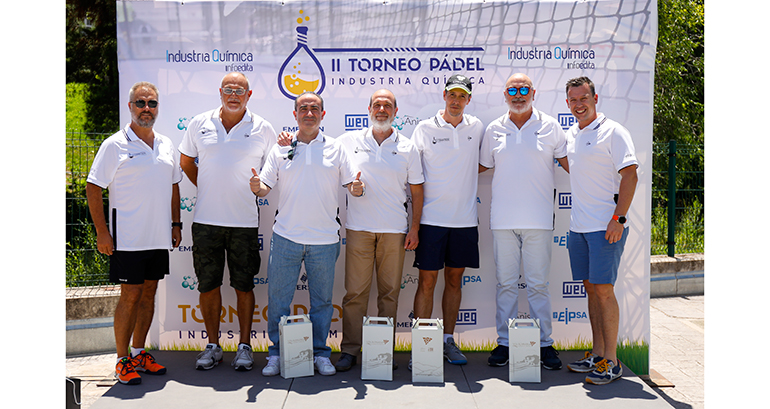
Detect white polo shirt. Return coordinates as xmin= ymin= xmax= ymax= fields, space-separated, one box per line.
xmin=480 ymin=108 xmax=568 ymax=230
xmin=411 ymin=111 xmax=484 ymax=228
xmin=566 ymin=113 xmax=638 ymax=233
xmin=87 ymin=124 xmax=183 ymax=251
xmin=337 ymin=127 xmax=424 ymax=233
xmin=178 ymin=107 xmax=277 ymax=228
xmin=260 ymin=131 xmax=357 ymax=245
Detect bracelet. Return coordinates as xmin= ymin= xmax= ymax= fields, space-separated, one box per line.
xmin=172 ymin=222 xmax=183 ymax=229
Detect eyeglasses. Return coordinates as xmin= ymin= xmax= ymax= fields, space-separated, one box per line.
xmin=287 ymin=139 xmax=298 ymax=160
xmin=505 ymin=86 xmax=530 ymax=96
xmin=133 ymin=100 xmax=158 ymax=109
xmin=222 ymin=87 xmax=247 ymax=96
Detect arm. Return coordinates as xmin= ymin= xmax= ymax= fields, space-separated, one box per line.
xmin=605 ymin=164 xmax=638 ymax=244
xmin=478 ymin=164 xmax=489 ymax=173
xmin=556 ymin=156 xmax=569 ymax=174
xmin=250 ymin=167 xmax=272 ymax=197
xmin=346 ymin=171 xmax=365 ymax=197
xmin=405 ymin=183 xmax=424 ymax=250
xmin=171 ymin=183 xmax=182 ymax=248
xmin=86 ymin=182 xmax=113 ymax=256
xmin=180 ymin=154 xmax=198 ymax=187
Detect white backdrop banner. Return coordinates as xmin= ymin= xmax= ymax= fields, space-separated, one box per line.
xmin=116 ymin=0 xmax=656 ymax=362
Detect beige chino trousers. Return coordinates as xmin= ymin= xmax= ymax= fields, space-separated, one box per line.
xmin=340 ymin=229 xmax=406 ymax=356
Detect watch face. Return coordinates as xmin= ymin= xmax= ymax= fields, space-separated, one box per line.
xmin=618 ymin=216 xmax=626 ymax=224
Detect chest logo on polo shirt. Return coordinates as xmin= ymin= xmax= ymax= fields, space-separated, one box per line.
xmin=467 ymin=135 xmax=473 ymax=140
xmin=127 ymin=152 xmax=147 ymax=159
xmin=432 ymin=136 xmax=450 ymax=144
xmin=354 ymin=146 xmax=372 ymax=154
xmin=392 ymin=150 xmax=398 ymax=155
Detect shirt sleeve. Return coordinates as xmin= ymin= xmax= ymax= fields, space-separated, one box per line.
xmin=178 ymin=116 xmax=200 ymax=158
xmin=87 ymin=137 xmax=118 ymax=189
xmin=258 ymin=144 xmax=281 ymax=189
xmin=610 ymin=125 xmax=638 ymax=172
xmin=406 ymin=143 xmax=425 ymax=185
xmin=479 ymin=125 xmax=496 ymax=169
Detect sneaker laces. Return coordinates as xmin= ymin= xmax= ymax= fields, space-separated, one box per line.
xmin=197 ymin=345 xmax=215 ymax=360
xmin=232 ymin=346 xmax=251 ymax=365
xmin=594 ymin=359 xmax=609 ymax=373
xmin=266 ymin=355 xmax=280 ymax=366
xmin=117 ymin=357 xmax=136 ymax=375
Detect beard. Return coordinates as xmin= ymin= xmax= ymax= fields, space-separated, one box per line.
xmin=507 ymin=98 xmax=532 ymax=115
xmin=370 ymin=115 xmax=394 ymax=134
xmin=134 ymin=113 xmax=156 ymax=128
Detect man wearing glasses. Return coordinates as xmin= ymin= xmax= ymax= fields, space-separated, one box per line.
xmin=87 ymin=82 xmax=182 ymax=385
xmin=333 ymin=89 xmax=424 ymax=372
xmin=179 ymin=72 xmax=277 ymax=372
xmin=250 ymin=91 xmax=363 ymax=377
xmin=478 ymin=73 xmax=569 ymax=370
xmin=410 ymin=74 xmax=484 ymax=368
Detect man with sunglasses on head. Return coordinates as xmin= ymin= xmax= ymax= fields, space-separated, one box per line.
xmin=563 ymin=76 xmax=638 ymax=385
xmin=478 ymin=73 xmax=569 ymax=370
xmin=179 ymin=72 xmax=277 ymax=372
xmin=409 ymin=74 xmax=484 ymax=368
xmin=250 ymin=91 xmax=363 ymax=377
xmin=87 ymin=81 xmax=182 ymax=385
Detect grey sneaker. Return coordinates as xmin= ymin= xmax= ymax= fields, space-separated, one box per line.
xmin=443 ymin=337 xmax=467 ymax=365
xmin=314 ymin=356 xmax=336 ymax=376
xmin=195 ymin=344 xmax=223 ymax=370
xmin=585 ymin=359 xmax=623 ymax=385
xmin=262 ymin=355 xmax=280 ymax=377
xmin=567 ymin=351 xmax=602 ymax=373
xmin=231 ymin=343 xmax=254 ymax=371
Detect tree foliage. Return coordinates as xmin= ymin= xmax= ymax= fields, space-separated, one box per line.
xmin=654 ymin=0 xmax=704 ymax=146
xmin=66 ymin=0 xmax=119 ymax=132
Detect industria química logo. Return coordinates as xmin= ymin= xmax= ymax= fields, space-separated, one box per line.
xmin=278 ymin=10 xmax=326 ymax=100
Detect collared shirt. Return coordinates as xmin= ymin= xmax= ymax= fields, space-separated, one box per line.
xmin=566 ymin=113 xmax=638 ymax=233
xmin=88 ymin=124 xmax=183 ymax=250
xmin=337 ymin=127 xmax=424 ymax=233
xmin=480 ymin=107 xmax=568 ymax=230
xmin=260 ymin=131 xmax=357 ymax=245
xmin=411 ymin=111 xmax=484 ymax=228
xmin=178 ymin=107 xmax=277 ymax=228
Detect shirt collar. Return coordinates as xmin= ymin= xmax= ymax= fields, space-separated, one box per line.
xmin=434 ymin=110 xmax=469 ymax=128
xmin=504 ymin=107 xmax=542 ymax=130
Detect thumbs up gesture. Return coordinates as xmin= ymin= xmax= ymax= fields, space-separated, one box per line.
xmin=349 ymin=171 xmax=365 ymax=197
xmin=250 ymin=167 xmax=263 ymax=195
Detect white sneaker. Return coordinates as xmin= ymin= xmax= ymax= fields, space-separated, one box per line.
xmin=314 ymin=356 xmax=336 ymax=376
xmin=262 ymin=355 xmax=280 ymax=377
xmin=195 ymin=344 xmax=223 ymax=370
xmin=231 ymin=343 xmax=253 ymax=371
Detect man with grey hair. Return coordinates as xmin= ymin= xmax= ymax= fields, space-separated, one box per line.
xmin=179 ymin=72 xmax=277 ymax=372
xmin=87 ymin=81 xmax=182 ymax=385
xmin=333 ymin=89 xmax=424 ymax=372
xmin=479 ymin=73 xmax=569 ymax=370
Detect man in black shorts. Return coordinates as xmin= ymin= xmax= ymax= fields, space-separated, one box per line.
xmin=87 ymin=81 xmax=183 ymax=385
xmin=409 ymin=75 xmax=485 ymax=366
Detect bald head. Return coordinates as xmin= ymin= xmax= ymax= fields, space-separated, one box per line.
xmin=504 ymin=73 xmax=535 ymax=118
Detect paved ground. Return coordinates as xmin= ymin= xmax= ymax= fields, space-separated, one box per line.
xmin=65 ymin=295 xmax=704 ymax=409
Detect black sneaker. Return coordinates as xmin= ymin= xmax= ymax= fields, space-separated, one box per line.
xmin=540 ymin=345 xmax=562 ymax=370
xmin=488 ymin=345 xmax=509 ymax=366
xmin=334 ymin=353 xmax=356 ymax=372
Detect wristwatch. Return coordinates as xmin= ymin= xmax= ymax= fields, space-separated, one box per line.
xmin=612 ymin=215 xmax=627 ymax=225
xmin=172 ymin=222 xmax=183 ymax=229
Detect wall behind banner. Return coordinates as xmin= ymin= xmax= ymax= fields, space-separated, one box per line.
xmin=117 ymin=0 xmax=655 ymax=360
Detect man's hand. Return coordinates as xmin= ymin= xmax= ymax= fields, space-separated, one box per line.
xmin=277 ymin=131 xmax=294 ymax=146
xmin=250 ymin=167 xmax=263 ymax=195
xmin=349 ymin=172 xmax=365 ymax=197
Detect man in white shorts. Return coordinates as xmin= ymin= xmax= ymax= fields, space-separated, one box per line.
xmin=563 ymin=76 xmax=638 ymax=385
xmin=410 ymin=74 xmax=485 ymax=367
xmin=250 ymin=91 xmax=364 ymax=377
xmin=179 ymin=72 xmax=277 ymax=372
xmin=87 ymin=81 xmax=182 ymax=385
xmin=333 ymin=89 xmax=424 ymax=372
xmin=479 ymin=73 xmax=569 ymax=370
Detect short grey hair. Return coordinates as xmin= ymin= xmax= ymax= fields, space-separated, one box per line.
xmin=128 ymin=81 xmax=159 ymax=101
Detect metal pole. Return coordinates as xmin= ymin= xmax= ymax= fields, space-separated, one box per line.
xmin=667 ymin=140 xmax=677 ymax=257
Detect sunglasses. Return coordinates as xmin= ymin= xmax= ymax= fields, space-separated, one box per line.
xmin=133 ymin=100 xmax=158 ymax=109
xmin=287 ymin=139 xmax=298 ymax=161
xmin=222 ymin=87 xmax=247 ymax=96
xmin=505 ymin=86 xmax=530 ymax=96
